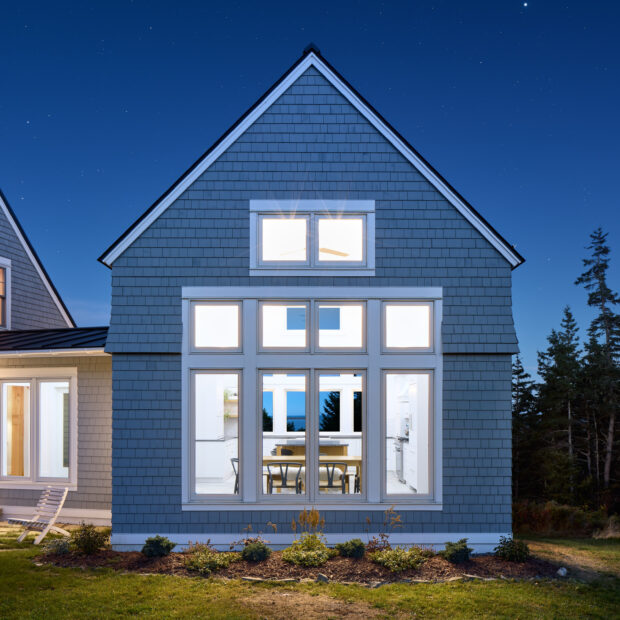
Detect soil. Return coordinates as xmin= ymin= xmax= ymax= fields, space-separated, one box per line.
xmin=41 ymin=549 xmax=559 ymax=584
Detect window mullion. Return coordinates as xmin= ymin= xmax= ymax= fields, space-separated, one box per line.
xmin=307 ymin=369 xmax=317 ymax=502
xmin=31 ymin=379 xmax=37 ymax=483
xmin=366 ymin=301 xmax=381 ymax=502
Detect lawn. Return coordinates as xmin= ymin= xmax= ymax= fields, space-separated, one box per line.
xmin=0 ymin=526 xmax=618 ymax=619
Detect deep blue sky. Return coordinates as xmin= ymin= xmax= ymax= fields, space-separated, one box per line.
xmin=1 ymin=1 xmax=618 ymax=375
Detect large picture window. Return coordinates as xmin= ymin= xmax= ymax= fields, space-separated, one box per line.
xmin=183 ymin=287 xmax=441 ymax=507
xmin=0 ymin=369 xmax=76 ymax=487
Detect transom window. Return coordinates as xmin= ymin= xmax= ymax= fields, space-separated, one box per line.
xmin=0 ymin=368 xmax=77 ymax=488
xmin=249 ymin=201 xmax=375 ymax=275
xmin=183 ymin=287 xmax=442 ymax=508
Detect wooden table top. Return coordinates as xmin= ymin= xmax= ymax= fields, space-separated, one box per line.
xmin=262 ymin=455 xmax=361 ymax=465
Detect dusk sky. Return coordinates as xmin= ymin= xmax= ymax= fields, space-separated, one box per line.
xmin=0 ymin=1 xmax=618 ymax=375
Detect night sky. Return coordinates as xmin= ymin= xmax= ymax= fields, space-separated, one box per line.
xmin=0 ymin=1 xmax=618 ymax=375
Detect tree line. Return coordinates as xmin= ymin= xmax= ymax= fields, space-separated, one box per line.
xmin=512 ymin=228 xmax=619 ymax=512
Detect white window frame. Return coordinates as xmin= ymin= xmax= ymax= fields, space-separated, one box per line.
xmin=382 ymin=301 xmax=434 ymax=353
xmin=249 ymin=200 xmax=375 ymax=276
xmin=191 ymin=301 xmax=243 ymax=353
xmin=258 ymin=301 xmax=310 ymax=353
xmin=0 ymin=367 xmax=78 ymax=490
xmin=181 ymin=286 xmax=442 ymax=510
xmin=0 ymin=257 xmax=12 ymax=330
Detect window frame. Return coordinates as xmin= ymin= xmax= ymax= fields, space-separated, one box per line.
xmin=189 ymin=368 xmax=243 ymax=502
xmin=0 ymin=367 xmax=77 ymax=490
xmin=249 ymin=200 xmax=375 ymax=276
xmin=181 ymin=287 xmax=443 ymax=510
xmin=381 ymin=301 xmax=434 ymax=353
xmin=191 ymin=301 xmax=243 ymax=353
xmin=315 ymin=301 xmax=367 ymax=353
xmin=0 ymin=257 xmax=12 ymax=330
xmin=258 ymin=301 xmax=311 ymax=353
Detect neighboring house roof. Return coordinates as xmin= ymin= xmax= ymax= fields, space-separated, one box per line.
xmin=0 ymin=189 xmax=76 ymax=327
xmin=0 ymin=326 xmax=108 ymax=353
xmin=99 ymin=44 xmax=525 ymax=270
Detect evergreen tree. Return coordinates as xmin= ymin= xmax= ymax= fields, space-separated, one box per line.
xmin=575 ymin=229 xmax=620 ymax=498
xmin=319 ymin=391 xmax=340 ymax=432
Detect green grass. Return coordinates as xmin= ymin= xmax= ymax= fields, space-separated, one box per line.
xmin=0 ymin=525 xmax=619 ymax=619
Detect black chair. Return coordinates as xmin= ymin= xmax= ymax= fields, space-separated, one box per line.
xmin=280 ymin=448 xmax=294 ymax=455
xmin=231 ymin=457 xmax=239 ymax=494
xmin=319 ymin=462 xmax=348 ymax=494
xmin=266 ymin=462 xmax=303 ymax=494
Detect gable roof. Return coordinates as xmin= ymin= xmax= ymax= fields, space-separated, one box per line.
xmin=0 ymin=189 xmax=75 ymax=327
xmin=0 ymin=326 xmax=107 ymax=352
xmin=99 ymin=44 xmax=525 ymax=269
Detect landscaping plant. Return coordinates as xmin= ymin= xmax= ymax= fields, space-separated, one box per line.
xmin=241 ymin=540 xmax=271 ymax=562
xmin=369 ymin=546 xmax=427 ymax=572
xmin=42 ymin=538 xmax=71 ymax=555
xmin=184 ymin=543 xmax=240 ymax=576
xmin=70 ymin=523 xmax=109 ymax=555
xmin=439 ymin=539 xmax=473 ymax=564
xmin=494 ymin=536 xmax=530 ymax=562
xmin=282 ymin=508 xmax=336 ymax=567
xmin=335 ymin=538 xmax=366 ymax=559
xmin=365 ymin=505 xmax=402 ymax=552
xmin=141 ymin=535 xmax=176 ymax=558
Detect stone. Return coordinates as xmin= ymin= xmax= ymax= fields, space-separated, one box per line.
xmin=556 ymin=567 xmax=568 ymax=577
xmin=316 ymin=573 xmax=329 ymax=583
xmin=242 ymin=576 xmax=264 ymax=582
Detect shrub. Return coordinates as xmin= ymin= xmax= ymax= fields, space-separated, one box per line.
xmin=42 ymin=538 xmax=71 ymax=555
xmin=241 ymin=540 xmax=271 ymax=562
xmin=282 ymin=533 xmax=335 ymax=567
xmin=70 ymin=523 xmax=109 ymax=555
xmin=494 ymin=536 xmax=530 ymax=562
xmin=439 ymin=539 xmax=472 ymax=564
xmin=369 ymin=546 xmax=427 ymax=572
xmin=184 ymin=543 xmax=240 ymax=576
xmin=365 ymin=505 xmax=402 ymax=552
xmin=513 ymin=501 xmax=607 ymax=536
xmin=142 ymin=535 xmax=176 ymax=558
xmin=335 ymin=538 xmax=366 ymax=559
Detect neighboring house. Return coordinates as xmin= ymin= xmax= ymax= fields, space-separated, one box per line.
xmin=0 ymin=190 xmax=111 ymax=525
xmin=99 ymin=46 xmax=524 ymax=551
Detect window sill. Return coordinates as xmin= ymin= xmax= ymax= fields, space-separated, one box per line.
xmin=250 ymin=269 xmax=375 ymax=277
xmin=182 ymin=502 xmax=442 ymax=511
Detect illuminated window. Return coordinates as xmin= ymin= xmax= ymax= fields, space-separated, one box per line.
xmin=194 ymin=303 xmax=241 ymax=350
xmin=384 ymin=303 xmax=432 ymax=350
xmin=318 ymin=218 xmax=364 ymax=262
xmin=260 ymin=217 xmax=307 ymax=263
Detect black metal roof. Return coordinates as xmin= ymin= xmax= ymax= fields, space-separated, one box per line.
xmin=0 ymin=327 xmax=108 ymax=351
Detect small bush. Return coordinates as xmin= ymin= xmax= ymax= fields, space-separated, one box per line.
xmin=513 ymin=501 xmax=607 ymax=536
xmin=42 ymin=538 xmax=71 ymax=555
xmin=369 ymin=546 xmax=427 ymax=572
xmin=494 ymin=536 xmax=530 ymax=562
xmin=70 ymin=523 xmax=109 ymax=555
xmin=335 ymin=538 xmax=366 ymax=559
xmin=241 ymin=540 xmax=271 ymax=562
xmin=142 ymin=535 xmax=176 ymax=558
xmin=184 ymin=543 xmax=240 ymax=575
xmin=439 ymin=539 xmax=473 ymax=564
xmin=282 ymin=533 xmax=335 ymax=567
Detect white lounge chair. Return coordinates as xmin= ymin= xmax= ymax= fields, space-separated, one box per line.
xmin=8 ymin=486 xmax=70 ymax=545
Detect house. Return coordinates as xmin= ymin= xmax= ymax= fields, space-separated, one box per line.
xmin=99 ymin=45 xmax=523 ymax=551
xmin=0 ymin=190 xmax=111 ymax=526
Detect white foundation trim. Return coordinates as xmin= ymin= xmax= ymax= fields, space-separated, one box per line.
xmin=0 ymin=349 xmax=108 ymax=358
xmin=2 ymin=505 xmax=111 ymax=526
xmin=111 ymin=531 xmax=510 ymax=554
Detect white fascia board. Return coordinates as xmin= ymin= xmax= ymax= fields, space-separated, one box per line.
xmin=0 ymin=348 xmax=108 ymax=358
xmin=100 ymin=52 xmax=521 ymax=268
xmin=250 ymin=199 xmax=375 ymax=213
xmin=0 ymin=194 xmax=74 ymax=326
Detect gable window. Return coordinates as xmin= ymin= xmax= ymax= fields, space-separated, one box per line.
xmin=250 ymin=201 xmax=375 ymax=275
xmin=0 ymin=258 xmax=11 ymax=329
xmin=182 ymin=287 xmax=442 ymax=508
xmin=0 ymin=368 xmax=77 ymax=489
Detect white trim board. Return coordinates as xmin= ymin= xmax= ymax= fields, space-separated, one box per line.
xmin=111 ymin=532 xmax=510 ymax=554
xmin=0 ymin=192 xmax=74 ymax=327
xmin=0 ymin=349 xmax=108 ymax=358
xmin=2 ymin=505 xmax=111 ymax=526
xmin=99 ymin=51 xmax=523 ymax=268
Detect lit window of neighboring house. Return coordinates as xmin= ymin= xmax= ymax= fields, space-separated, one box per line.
xmin=0 ymin=259 xmax=10 ymax=329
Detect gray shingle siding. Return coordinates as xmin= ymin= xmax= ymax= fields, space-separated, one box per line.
xmin=0 ymin=355 xmax=112 ymax=512
xmin=0 ymin=206 xmax=68 ymax=329
xmin=111 ymin=354 xmax=511 ymax=535
xmin=106 ymin=67 xmax=517 ymax=355
xmin=107 ymin=66 xmax=517 ymax=537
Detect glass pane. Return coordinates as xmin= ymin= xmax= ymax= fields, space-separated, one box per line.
xmin=262 ymin=373 xmax=306 ymax=495
xmin=0 ymin=267 xmax=5 ymax=296
xmin=318 ymin=218 xmax=364 ymax=262
xmin=1 ymin=383 xmax=30 ymax=477
xmin=38 ymin=381 xmax=70 ymax=478
xmin=261 ymin=304 xmax=307 ymax=348
xmin=385 ymin=304 xmax=431 ymax=349
xmin=261 ymin=218 xmax=307 ymax=262
xmin=194 ymin=304 xmax=240 ymax=349
xmin=318 ymin=304 xmax=363 ymax=349
xmin=194 ymin=373 xmax=239 ymax=494
xmin=318 ymin=373 xmax=363 ymax=495
xmin=385 ymin=373 xmax=430 ymax=495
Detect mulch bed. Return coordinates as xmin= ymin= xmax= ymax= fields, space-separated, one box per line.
xmin=39 ymin=549 xmax=559 ymax=584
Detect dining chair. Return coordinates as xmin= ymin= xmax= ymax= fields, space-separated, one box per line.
xmin=319 ymin=462 xmax=348 ymax=494
xmin=266 ymin=462 xmax=303 ymax=494
xmin=231 ymin=457 xmax=239 ymax=494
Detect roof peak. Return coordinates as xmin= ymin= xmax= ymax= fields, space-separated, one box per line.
xmin=302 ymin=42 xmax=321 ymax=56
